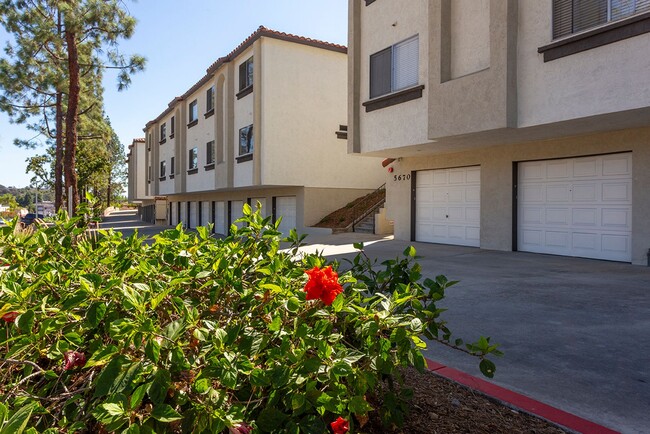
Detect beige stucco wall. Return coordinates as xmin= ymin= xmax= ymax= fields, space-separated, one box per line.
xmin=517 ymin=1 xmax=650 ymax=128
xmin=260 ymin=37 xmax=384 ymax=189
xmin=185 ymin=79 xmax=217 ymax=193
xmin=356 ymin=0 xmax=431 ymax=153
xmin=233 ymin=47 xmax=255 ymax=188
xmin=158 ymin=114 xmax=176 ymax=195
xmin=386 ymin=127 xmax=650 ymax=265
xmin=450 ymin=0 xmax=490 ymax=79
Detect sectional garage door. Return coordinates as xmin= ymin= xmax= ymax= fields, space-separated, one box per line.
xmin=415 ymin=166 xmax=481 ymax=247
xmin=517 ymin=153 xmax=632 ymax=262
xmin=275 ymin=196 xmax=297 ymax=235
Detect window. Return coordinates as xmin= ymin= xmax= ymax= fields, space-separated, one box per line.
xmin=239 ymin=57 xmax=254 ymax=91
xmin=189 ymin=147 xmax=198 ymax=170
xmin=160 ymin=160 xmax=166 ymax=178
xmin=148 ymin=166 xmax=152 ymax=182
xmin=553 ymin=0 xmax=650 ymax=38
xmin=206 ymin=140 xmax=215 ymax=165
xmin=188 ymin=100 xmax=198 ymax=126
xmin=160 ymin=123 xmax=166 ymax=142
xmin=170 ymin=116 xmax=175 ymax=137
xmin=369 ymin=35 xmax=419 ymax=99
xmin=147 ymin=133 xmax=152 ymax=150
xmin=170 ymin=157 xmax=175 ymax=177
xmin=239 ymin=125 xmax=253 ymax=156
xmin=206 ymin=87 xmax=214 ymax=113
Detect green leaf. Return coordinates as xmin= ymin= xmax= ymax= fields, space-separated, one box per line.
xmin=404 ymin=246 xmax=417 ymax=257
xmin=0 ymin=402 xmax=37 ymax=434
xmin=94 ymin=356 xmax=125 ymax=398
xmin=148 ymin=369 xmax=171 ymax=404
xmin=86 ymin=345 xmax=119 ymax=367
xmin=348 ymin=395 xmax=373 ymax=414
xmin=291 ymin=394 xmax=305 ymax=411
xmin=87 ymin=302 xmax=107 ymax=328
xmin=268 ymin=314 xmax=282 ymax=332
xmin=256 ymin=406 xmax=287 ymax=432
xmin=330 ymin=362 xmax=353 ymax=378
xmin=17 ymin=310 xmax=35 ymax=334
xmin=162 ymin=319 xmax=185 ymax=342
xmin=479 ymin=359 xmax=496 ymax=378
xmin=286 ymin=297 xmax=301 ymax=313
xmin=122 ymin=425 xmax=140 ymax=434
xmin=144 ymin=339 xmax=160 ymax=363
xmin=353 ymin=242 xmax=364 ymax=250
xmin=0 ymin=403 xmax=6 ymax=426
xmin=92 ymin=402 xmax=128 ymax=431
xmin=150 ymin=404 xmax=182 ymax=423
xmin=193 ymin=378 xmax=210 ymax=394
xmin=130 ymin=384 xmax=147 ymax=410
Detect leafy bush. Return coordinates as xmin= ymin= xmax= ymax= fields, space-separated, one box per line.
xmin=0 ymin=204 xmax=499 ymax=433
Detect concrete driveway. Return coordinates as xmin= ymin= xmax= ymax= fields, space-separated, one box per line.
xmin=302 ymin=233 xmax=650 ymax=434
xmin=100 ymin=212 xmax=649 ymax=433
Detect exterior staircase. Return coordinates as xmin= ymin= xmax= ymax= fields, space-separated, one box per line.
xmin=353 ymin=212 xmax=376 ymax=233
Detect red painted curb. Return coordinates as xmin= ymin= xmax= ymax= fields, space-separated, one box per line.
xmin=425 ymin=358 xmax=620 ymax=434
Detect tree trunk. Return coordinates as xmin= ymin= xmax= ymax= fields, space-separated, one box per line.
xmin=64 ymin=26 xmax=80 ymax=215
xmin=55 ymin=92 xmax=63 ymax=211
xmin=54 ymin=10 xmax=63 ymax=212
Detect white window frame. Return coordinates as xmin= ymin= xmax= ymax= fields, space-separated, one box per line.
xmin=369 ymin=35 xmax=419 ymax=99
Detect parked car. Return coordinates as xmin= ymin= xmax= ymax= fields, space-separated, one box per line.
xmin=20 ymin=213 xmax=44 ymax=226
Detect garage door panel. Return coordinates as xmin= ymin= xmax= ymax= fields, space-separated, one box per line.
xmin=571 ymin=184 xmax=597 ymax=202
xmin=547 ymin=161 xmax=570 ymax=179
xmin=466 ymin=206 xmax=480 ymax=222
xmin=276 ymin=196 xmax=296 ymax=235
xmin=416 ymin=166 xmax=480 ymax=247
xmin=215 ymin=202 xmax=226 ymax=234
xmin=601 ymin=208 xmax=630 ymax=228
xmin=546 ymin=208 xmax=570 ymax=225
xmin=572 ymin=208 xmax=597 ymax=226
xmin=602 ymin=155 xmax=631 ymax=176
xmin=602 ymin=183 xmax=630 ymax=202
xmin=547 ymin=184 xmax=571 ymax=202
xmin=573 ymin=159 xmax=598 ymax=177
xmin=518 ymin=153 xmax=632 ymax=262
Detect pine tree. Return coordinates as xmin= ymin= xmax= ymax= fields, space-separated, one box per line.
xmin=0 ymin=0 xmax=144 ymax=214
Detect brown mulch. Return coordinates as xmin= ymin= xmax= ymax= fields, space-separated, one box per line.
xmin=314 ymin=190 xmax=386 ymax=229
xmin=363 ymin=367 xmax=570 ymax=434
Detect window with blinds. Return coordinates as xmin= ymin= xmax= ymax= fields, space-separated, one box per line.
xmin=369 ymin=35 xmax=419 ymax=99
xmin=553 ymin=0 xmax=650 ymax=38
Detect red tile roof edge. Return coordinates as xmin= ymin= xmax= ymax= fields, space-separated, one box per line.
xmin=144 ymin=26 xmax=347 ymax=129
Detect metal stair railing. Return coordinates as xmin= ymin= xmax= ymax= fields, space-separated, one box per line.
xmin=350 ymin=183 xmax=386 ymax=233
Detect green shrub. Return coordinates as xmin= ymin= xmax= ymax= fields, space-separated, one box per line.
xmin=0 ymin=202 xmax=499 ymax=433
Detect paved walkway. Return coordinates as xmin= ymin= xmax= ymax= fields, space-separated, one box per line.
xmin=102 ymin=210 xmax=650 ymax=433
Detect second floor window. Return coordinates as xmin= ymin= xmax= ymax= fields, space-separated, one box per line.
xmin=369 ymin=35 xmax=419 ymax=99
xmin=553 ymin=0 xmax=650 ymax=38
xmin=206 ymin=140 xmax=215 ymax=165
xmin=239 ymin=125 xmax=253 ymax=156
xmin=189 ymin=147 xmax=198 ymax=170
xmin=239 ymin=56 xmax=254 ymax=91
xmin=189 ymin=100 xmax=198 ymax=124
xmin=160 ymin=123 xmax=166 ymax=142
xmin=170 ymin=116 xmax=175 ymax=137
xmin=206 ymin=87 xmax=214 ymax=113
xmin=170 ymin=156 xmax=175 ymax=174
xmin=160 ymin=160 xmax=166 ymax=178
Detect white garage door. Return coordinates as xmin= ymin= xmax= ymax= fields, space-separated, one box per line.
xmin=171 ymin=202 xmax=177 ymax=226
xmin=518 ymin=153 xmax=632 ymax=262
xmin=201 ymin=201 xmax=210 ymax=228
xmin=231 ymin=200 xmax=244 ymax=229
xmin=215 ymin=201 xmax=226 ymax=235
xmin=180 ymin=202 xmax=187 ymax=228
xmin=415 ymin=167 xmax=480 ymax=247
xmin=189 ymin=202 xmax=198 ymax=229
xmin=275 ymin=196 xmax=297 ymax=235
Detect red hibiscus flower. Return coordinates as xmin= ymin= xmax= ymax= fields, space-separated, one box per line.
xmin=2 ymin=311 xmax=19 ymax=323
xmin=228 ymin=422 xmax=253 ymax=434
xmin=63 ymin=351 xmax=86 ymax=370
xmin=330 ymin=416 xmax=349 ymax=434
xmin=304 ymin=266 xmax=343 ymax=306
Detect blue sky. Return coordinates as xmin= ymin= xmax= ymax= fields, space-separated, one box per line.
xmin=0 ymin=0 xmax=348 ymax=188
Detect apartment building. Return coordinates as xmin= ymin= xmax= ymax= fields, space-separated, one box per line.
xmin=127 ymin=138 xmax=153 ymax=205
xmin=348 ymin=0 xmax=650 ymax=264
xmin=132 ymin=26 xmax=383 ymax=234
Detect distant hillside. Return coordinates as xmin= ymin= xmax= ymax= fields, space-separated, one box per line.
xmin=0 ymin=184 xmax=54 ymax=207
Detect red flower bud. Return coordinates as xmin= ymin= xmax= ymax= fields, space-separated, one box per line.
xmin=304 ymin=266 xmax=343 ymax=306
xmin=330 ymin=416 xmax=349 ymax=434
xmin=228 ymin=422 xmax=253 ymax=434
xmin=2 ymin=311 xmax=19 ymax=323
xmin=63 ymin=351 xmax=86 ymax=370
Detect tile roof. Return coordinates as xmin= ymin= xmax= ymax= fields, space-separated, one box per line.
xmin=145 ymin=26 xmax=347 ymax=128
